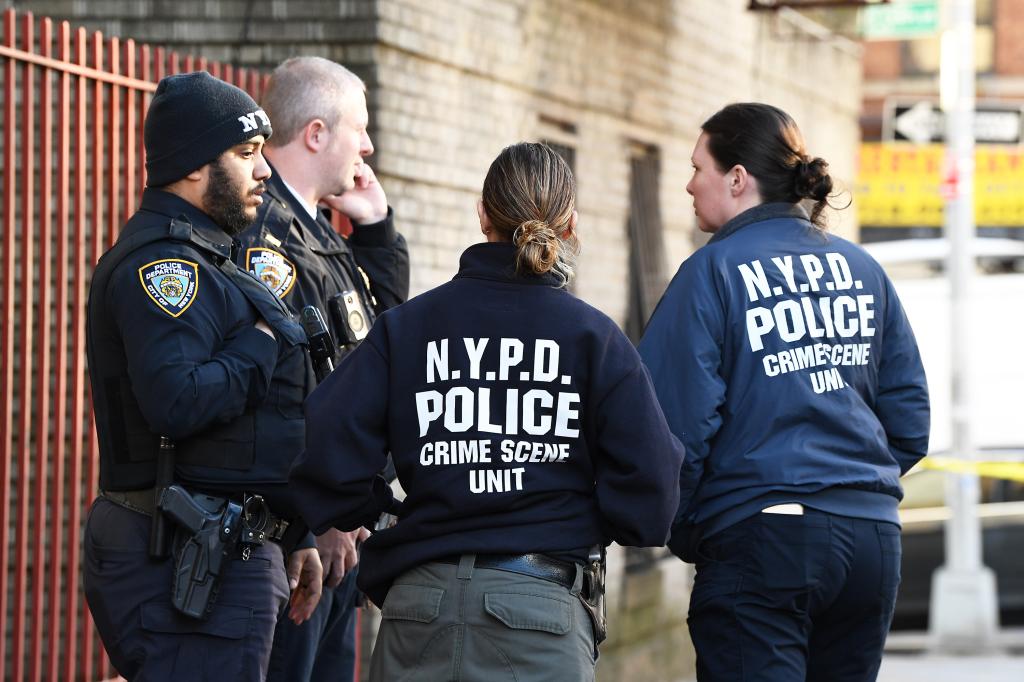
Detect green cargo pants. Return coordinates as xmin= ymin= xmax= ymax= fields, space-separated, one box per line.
xmin=369 ymin=554 xmax=596 ymax=682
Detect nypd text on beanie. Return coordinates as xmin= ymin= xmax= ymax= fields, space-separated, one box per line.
xmin=144 ymin=71 xmax=272 ymax=187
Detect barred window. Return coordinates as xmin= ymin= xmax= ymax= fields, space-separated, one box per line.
xmin=624 ymin=145 xmax=668 ymax=344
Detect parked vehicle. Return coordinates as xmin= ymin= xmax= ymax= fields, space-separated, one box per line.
xmin=862 ymin=237 xmax=1024 ymax=273
xmin=893 ymin=447 xmax=1024 ymax=630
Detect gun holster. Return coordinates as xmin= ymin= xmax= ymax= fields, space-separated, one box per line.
xmin=157 ymin=486 xmax=270 ymax=620
xmin=579 ymin=546 xmax=607 ymax=648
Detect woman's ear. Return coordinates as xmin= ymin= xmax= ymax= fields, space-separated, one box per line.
xmin=477 ymin=199 xmax=491 ymax=236
xmin=729 ymin=164 xmax=749 ymax=197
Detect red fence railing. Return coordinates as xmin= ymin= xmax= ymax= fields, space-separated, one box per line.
xmin=0 ymin=9 xmax=268 ymax=680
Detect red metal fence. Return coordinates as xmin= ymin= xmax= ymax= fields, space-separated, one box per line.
xmin=0 ymin=9 xmax=268 ymax=680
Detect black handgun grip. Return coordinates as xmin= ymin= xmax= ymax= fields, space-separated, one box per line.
xmin=149 ymin=436 xmax=176 ymax=559
xmin=159 ymin=485 xmax=219 ymax=532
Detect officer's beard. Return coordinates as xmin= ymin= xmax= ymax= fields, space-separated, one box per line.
xmin=204 ymin=158 xmax=257 ymax=237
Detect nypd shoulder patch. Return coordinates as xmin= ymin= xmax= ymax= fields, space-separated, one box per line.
xmin=138 ymin=259 xmax=199 ymax=317
xmin=246 ymin=247 xmax=296 ymax=299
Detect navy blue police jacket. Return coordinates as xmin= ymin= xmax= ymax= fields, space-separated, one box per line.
xmin=290 ymin=242 xmax=685 ymax=605
xmin=87 ymin=188 xmax=314 ymax=525
xmin=236 ymin=166 xmax=410 ymax=357
xmin=638 ymin=203 xmax=930 ymax=561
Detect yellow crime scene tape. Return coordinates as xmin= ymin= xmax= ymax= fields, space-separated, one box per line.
xmin=920 ymin=456 xmax=1024 ymax=483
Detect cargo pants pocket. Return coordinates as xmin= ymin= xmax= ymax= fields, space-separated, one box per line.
xmin=484 ymin=592 xmax=573 ymax=635
xmin=381 ymin=584 xmax=445 ymax=624
xmin=132 ymin=600 xmax=256 ymax=680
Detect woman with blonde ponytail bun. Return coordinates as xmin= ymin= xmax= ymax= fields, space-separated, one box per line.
xmin=478 ymin=142 xmax=579 ymax=287
xmin=291 ymin=141 xmax=684 ymax=681
xmin=639 ymin=103 xmax=930 ymax=682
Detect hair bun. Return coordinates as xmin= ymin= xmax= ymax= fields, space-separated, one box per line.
xmin=514 ymin=219 xmax=553 ymax=247
xmin=794 ymin=156 xmax=832 ymax=202
xmin=513 ymin=219 xmax=559 ymax=274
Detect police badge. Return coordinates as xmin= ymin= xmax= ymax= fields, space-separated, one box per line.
xmin=245 ymin=248 xmax=296 ymax=299
xmin=138 ymin=259 xmax=199 ymax=317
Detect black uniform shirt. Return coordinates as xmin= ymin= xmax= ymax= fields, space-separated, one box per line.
xmin=87 ymin=188 xmax=311 ymax=520
xmin=236 ymin=167 xmax=410 ymax=356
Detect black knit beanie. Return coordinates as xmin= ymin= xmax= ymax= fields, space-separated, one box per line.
xmin=144 ymin=71 xmax=273 ymax=187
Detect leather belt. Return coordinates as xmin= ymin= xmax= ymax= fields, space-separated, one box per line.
xmin=438 ymin=553 xmax=577 ymax=590
xmin=100 ymin=488 xmax=289 ymax=543
xmin=101 ymin=488 xmax=158 ymax=516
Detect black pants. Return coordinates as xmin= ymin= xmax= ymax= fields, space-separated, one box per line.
xmin=266 ymin=566 xmax=360 ymax=682
xmin=688 ymin=509 xmax=901 ymax=682
xmin=83 ymin=497 xmax=290 ymax=681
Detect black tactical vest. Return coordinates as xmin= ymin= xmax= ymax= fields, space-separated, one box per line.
xmin=87 ymin=203 xmax=312 ymax=492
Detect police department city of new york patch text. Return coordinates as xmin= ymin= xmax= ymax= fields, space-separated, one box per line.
xmin=138 ymin=259 xmax=199 ymax=317
xmin=245 ymin=247 xmax=296 ymax=299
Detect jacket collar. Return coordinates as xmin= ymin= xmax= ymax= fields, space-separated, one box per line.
xmin=708 ymin=202 xmax=810 ymax=244
xmin=454 ymin=242 xmax=563 ymax=287
xmin=135 ymin=187 xmax=234 ymax=258
xmin=261 ymin=163 xmax=347 ymax=253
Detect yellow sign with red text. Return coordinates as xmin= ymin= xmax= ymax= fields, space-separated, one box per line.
xmin=856 ymin=143 xmax=1024 ymax=228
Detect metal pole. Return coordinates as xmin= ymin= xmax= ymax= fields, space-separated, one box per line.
xmin=929 ymin=0 xmax=999 ymax=652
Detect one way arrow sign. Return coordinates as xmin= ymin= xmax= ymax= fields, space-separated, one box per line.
xmin=884 ymin=99 xmax=1024 ymax=144
xmin=893 ymin=101 xmax=942 ymax=144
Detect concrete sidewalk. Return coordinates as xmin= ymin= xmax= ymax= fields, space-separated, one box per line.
xmin=879 ymin=653 xmax=1024 ymax=681
xmin=878 ymin=629 xmax=1024 ymax=681
xmin=674 ymin=630 xmax=1024 ymax=682
xmin=677 ymin=653 xmax=1024 ymax=682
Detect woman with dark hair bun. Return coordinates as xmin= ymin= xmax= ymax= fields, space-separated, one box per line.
xmin=639 ymin=103 xmax=931 ymax=681
xmin=291 ymin=142 xmax=684 ymax=680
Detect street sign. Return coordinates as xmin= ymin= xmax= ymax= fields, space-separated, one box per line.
xmin=861 ymin=0 xmax=940 ymax=40
xmin=883 ymin=100 xmax=1024 ymax=144
xmin=856 ymin=143 xmax=1024 ymax=228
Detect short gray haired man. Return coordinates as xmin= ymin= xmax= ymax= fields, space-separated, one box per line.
xmin=235 ymin=56 xmax=409 ymax=682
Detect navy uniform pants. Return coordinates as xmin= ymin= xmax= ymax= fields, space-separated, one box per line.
xmin=266 ymin=567 xmax=360 ymax=682
xmin=688 ymin=509 xmax=901 ymax=682
xmin=83 ymin=497 xmax=290 ymax=681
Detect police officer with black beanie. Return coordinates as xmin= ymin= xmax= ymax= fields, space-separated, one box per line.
xmin=84 ymin=72 xmax=323 ymax=681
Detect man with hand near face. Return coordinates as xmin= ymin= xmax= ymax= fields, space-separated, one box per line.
xmin=236 ymin=57 xmax=409 ymax=682
xmin=84 ymin=72 xmax=323 ymax=682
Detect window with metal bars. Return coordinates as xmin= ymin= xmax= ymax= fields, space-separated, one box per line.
xmin=622 ymin=145 xmax=672 ymax=572
xmin=624 ymin=145 xmax=668 ymax=344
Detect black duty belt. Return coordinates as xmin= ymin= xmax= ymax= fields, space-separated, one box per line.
xmin=101 ymin=488 xmax=159 ymax=516
xmin=438 ymin=553 xmax=577 ymax=590
xmin=100 ymin=488 xmax=290 ymax=543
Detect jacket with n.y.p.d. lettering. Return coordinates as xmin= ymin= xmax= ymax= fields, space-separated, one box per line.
xmin=638 ymin=203 xmax=929 ymax=559
xmin=290 ymin=241 xmax=684 ymax=605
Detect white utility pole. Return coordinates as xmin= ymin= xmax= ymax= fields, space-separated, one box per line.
xmin=929 ymin=0 xmax=999 ymax=652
